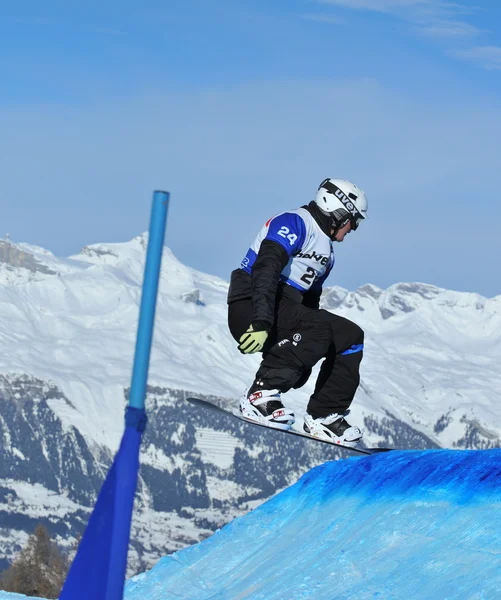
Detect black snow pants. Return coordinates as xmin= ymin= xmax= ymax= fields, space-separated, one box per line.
xmin=228 ymin=289 xmax=364 ymax=418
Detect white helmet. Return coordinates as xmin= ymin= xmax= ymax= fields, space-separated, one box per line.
xmin=315 ymin=178 xmax=368 ymax=231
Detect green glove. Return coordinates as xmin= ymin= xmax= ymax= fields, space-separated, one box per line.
xmin=238 ymin=324 xmax=269 ymax=354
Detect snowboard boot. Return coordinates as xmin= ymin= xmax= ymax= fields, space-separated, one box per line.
xmin=303 ymin=412 xmax=363 ymax=447
xmin=239 ymin=382 xmax=295 ymax=431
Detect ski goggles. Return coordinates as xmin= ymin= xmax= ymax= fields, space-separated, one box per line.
xmin=349 ymin=211 xmax=364 ymax=231
xmin=320 ymin=180 xmax=365 ymax=230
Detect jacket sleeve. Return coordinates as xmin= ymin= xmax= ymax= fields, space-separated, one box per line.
xmin=251 ymin=239 xmax=290 ymax=329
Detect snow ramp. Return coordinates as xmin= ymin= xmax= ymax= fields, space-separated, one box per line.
xmin=126 ymin=449 xmax=501 ymax=600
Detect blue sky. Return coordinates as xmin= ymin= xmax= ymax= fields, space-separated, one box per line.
xmin=1 ymin=0 xmax=501 ymax=296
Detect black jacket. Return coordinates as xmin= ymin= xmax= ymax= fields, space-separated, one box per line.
xmin=227 ymin=202 xmax=328 ymax=330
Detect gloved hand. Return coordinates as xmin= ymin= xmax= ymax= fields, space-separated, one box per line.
xmin=238 ymin=323 xmax=269 ymax=354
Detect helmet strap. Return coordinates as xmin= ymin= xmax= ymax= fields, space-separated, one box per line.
xmin=329 ymin=215 xmax=350 ymax=241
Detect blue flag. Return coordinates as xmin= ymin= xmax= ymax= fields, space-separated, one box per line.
xmin=60 ymin=190 xmax=169 ymax=600
xmin=59 ymin=407 xmax=147 ymax=600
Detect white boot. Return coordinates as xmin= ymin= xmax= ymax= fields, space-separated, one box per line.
xmin=240 ymin=388 xmax=295 ymax=431
xmin=303 ymin=412 xmax=363 ymax=447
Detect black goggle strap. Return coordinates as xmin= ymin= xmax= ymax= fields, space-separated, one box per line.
xmin=319 ymin=180 xmax=364 ymax=230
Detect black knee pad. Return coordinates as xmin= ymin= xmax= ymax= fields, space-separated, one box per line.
xmin=335 ymin=318 xmax=364 ymax=349
xmin=255 ymin=367 xmax=304 ymax=393
xmin=351 ymin=322 xmax=364 ymax=345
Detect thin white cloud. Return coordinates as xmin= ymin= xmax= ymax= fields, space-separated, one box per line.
xmin=317 ymin=0 xmax=419 ymax=10
xmin=10 ymin=16 xmax=125 ymax=35
xmin=452 ymin=45 xmax=501 ymax=70
xmin=86 ymin=26 xmax=125 ymax=35
xmin=418 ymin=19 xmax=484 ymax=38
xmin=13 ymin=16 xmax=52 ymax=26
xmin=301 ymin=13 xmax=346 ymax=25
xmin=315 ymin=0 xmax=496 ymax=68
xmin=307 ymin=0 xmax=481 ymax=43
xmin=316 ymin=0 xmax=472 ymax=17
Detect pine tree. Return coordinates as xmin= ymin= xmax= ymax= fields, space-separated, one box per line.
xmin=0 ymin=524 xmax=69 ymax=598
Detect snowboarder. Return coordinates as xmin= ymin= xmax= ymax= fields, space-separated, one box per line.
xmin=227 ymin=178 xmax=368 ymax=447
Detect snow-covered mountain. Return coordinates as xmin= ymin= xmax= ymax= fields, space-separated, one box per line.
xmin=0 ymin=235 xmax=500 ymax=574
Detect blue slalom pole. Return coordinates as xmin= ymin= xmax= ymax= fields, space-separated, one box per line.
xmin=59 ymin=190 xmax=170 ymax=600
xmin=129 ymin=190 xmax=170 ymax=410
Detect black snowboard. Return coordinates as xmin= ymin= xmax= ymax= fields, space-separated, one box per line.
xmin=186 ymin=396 xmax=392 ymax=456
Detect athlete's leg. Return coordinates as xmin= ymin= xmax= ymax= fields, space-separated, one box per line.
xmin=307 ymin=317 xmax=364 ymax=417
xmin=227 ymin=299 xmax=252 ymax=342
xmin=254 ymin=302 xmax=364 ymax=415
xmin=252 ymin=299 xmax=333 ymax=392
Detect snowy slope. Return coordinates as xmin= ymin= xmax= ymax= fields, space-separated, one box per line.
xmin=124 ymin=449 xmax=501 ymax=600
xmin=3 ymin=449 xmax=500 ymax=600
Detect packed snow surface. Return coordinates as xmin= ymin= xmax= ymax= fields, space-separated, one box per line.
xmin=3 ymin=449 xmax=498 ymax=600
xmin=123 ymin=449 xmax=501 ymax=600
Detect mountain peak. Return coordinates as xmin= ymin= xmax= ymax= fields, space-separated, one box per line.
xmin=356 ymin=283 xmax=383 ymax=299
xmin=379 ymin=282 xmax=443 ymax=319
xmin=0 ymin=239 xmax=58 ymax=283
xmin=320 ymin=280 xmax=499 ymax=322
